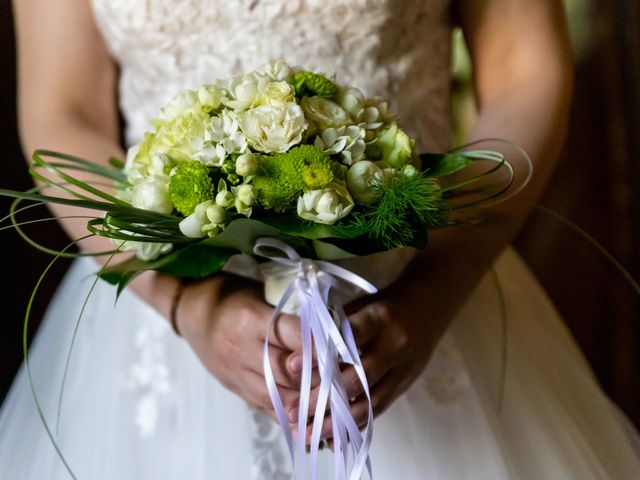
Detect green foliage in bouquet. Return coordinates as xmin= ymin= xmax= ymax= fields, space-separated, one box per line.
xmin=293 ymin=71 xmax=338 ymax=98
xmin=0 ymin=62 xmax=520 ymax=295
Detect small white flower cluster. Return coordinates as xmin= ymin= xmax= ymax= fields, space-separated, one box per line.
xmin=123 ymin=60 xmax=418 ymax=259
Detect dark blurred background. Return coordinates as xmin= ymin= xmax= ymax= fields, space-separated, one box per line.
xmin=1 ymin=1 xmax=639 ymax=427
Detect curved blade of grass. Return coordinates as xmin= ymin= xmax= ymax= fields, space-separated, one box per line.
xmin=489 ymin=265 xmax=508 ymax=413
xmin=23 ymin=237 xmax=90 ymax=480
xmin=535 ymin=205 xmax=640 ymax=297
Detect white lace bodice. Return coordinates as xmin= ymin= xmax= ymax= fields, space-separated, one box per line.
xmin=91 ymin=0 xmax=453 ymax=152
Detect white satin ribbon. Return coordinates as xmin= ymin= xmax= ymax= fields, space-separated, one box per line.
xmin=254 ymin=237 xmax=377 ymax=480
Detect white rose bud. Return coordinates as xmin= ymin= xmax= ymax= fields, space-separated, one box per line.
xmin=216 ymin=189 xmax=235 ymax=208
xmin=259 ymin=60 xmax=293 ymax=82
xmin=346 ymin=160 xmax=382 ymax=205
xmin=301 ymin=96 xmax=350 ymax=131
xmin=205 ymin=204 xmax=226 ymax=225
xmin=235 ymin=152 xmax=258 ymax=176
xmin=297 ymin=182 xmax=354 ymax=225
xmin=259 ymin=81 xmax=295 ymax=106
xmin=239 ymin=103 xmax=307 ymax=153
xmin=236 ymin=184 xmax=257 ymax=206
xmin=131 ymin=178 xmax=173 ymax=214
xmin=197 ymin=84 xmax=223 ymax=111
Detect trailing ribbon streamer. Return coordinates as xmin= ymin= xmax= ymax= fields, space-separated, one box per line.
xmin=254 ymin=237 xmax=378 ymax=480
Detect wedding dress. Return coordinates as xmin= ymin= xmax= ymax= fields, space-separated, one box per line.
xmin=1 ymin=0 xmax=640 ymax=478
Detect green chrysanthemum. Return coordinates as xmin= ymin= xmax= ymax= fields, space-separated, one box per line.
xmin=293 ymin=71 xmax=338 ymax=99
xmin=254 ymin=145 xmax=334 ymax=212
xmin=293 ymin=144 xmax=334 ymax=190
xmin=168 ymin=161 xmax=215 ymax=216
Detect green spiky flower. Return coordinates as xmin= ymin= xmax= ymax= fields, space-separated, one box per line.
xmin=293 ymin=71 xmax=338 ymax=99
xmin=253 ymin=145 xmax=334 ymax=212
xmin=168 ymin=161 xmax=215 ymax=216
xmin=356 ymin=171 xmax=449 ymax=248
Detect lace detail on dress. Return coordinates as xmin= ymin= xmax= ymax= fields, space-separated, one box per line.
xmin=249 ymin=408 xmax=292 ymax=479
xmin=424 ymin=340 xmax=469 ymax=406
xmin=90 ymin=0 xmax=453 ymax=152
xmin=121 ymin=319 xmax=172 ymax=437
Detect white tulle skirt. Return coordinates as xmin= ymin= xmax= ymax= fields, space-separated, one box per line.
xmin=1 ymin=248 xmax=639 ymax=479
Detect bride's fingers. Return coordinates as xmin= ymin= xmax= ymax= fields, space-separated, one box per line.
xmin=246 ymin=344 xmax=320 ymax=390
xmin=268 ymin=312 xmax=302 ymax=351
xmin=340 ymin=322 xmax=407 ymax=400
xmin=348 ymin=303 xmax=387 ymax=348
xmin=240 ymin=369 xmax=300 ymax=419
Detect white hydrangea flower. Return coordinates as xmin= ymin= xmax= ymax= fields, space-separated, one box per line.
xmin=131 ymin=177 xmax=173 ymax=214
xmin=297 ymin=182 xmax=354 ymax=225
xmin=222 ymin=71 xmax=271 ymax=110
xmin=314 ymin=126 xmax=366 ymax=165
xmin=239 ymin=103 xmax=307 ymax=153
xmin=258 ymin=60 xmax=294 ymax=83
xmin=346 ymin=160 xmax=382 ymax=205
xmin=301 ymin=96 xmax=350 ymax=132
xmin=125 ymin=135 xmax=173 ymax=185
xmin=178 ymin=200 xmax=226 ymax=238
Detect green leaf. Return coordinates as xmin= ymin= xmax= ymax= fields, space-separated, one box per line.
xmin=153 ymin=244 xmax=237 ymax=277
xmin=311 ymin=239 xmax=356 ymax=260
xmin=257 ymin=214 xmax=367 ymax=240
xmin=420 ymin=152 xmax=474 ymax=177
xmin=202 ymin=217 xmax=308 ymax=253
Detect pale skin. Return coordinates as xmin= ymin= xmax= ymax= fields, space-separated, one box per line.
xmin=13 ymin=0 xmax=572 ymax=443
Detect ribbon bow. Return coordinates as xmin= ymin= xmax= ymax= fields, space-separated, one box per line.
xmin=254 ymin=237 xmax=377 ymax=480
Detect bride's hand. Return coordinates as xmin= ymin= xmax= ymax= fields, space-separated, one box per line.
xmin=173 ymin=273 xmax=318 ymax=419
xmin=285 ymin=270 xmax=448 ymax=443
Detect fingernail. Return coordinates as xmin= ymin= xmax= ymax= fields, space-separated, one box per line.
xmin=288 ymin=407 xmax=299 ymax=422
xmin=289 ymin=355 xmax=302 ymax=373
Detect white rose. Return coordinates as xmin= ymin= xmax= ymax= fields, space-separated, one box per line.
xmin=157 ymin=90 xmax=199 ymax=122
xmin=346 ymin=160 xmax=382 ymax=205
xmin=297 ymin=182 xmax=354 ymax=225
xmin=301 ymin=96 xmax=350 ymax=131
xmin=131 ymin=178 xmax=173 ymax=214
xmin=259 ymin=60 xmax=294 ymax=82
xmin=259 ymin=81 xmax=295 ymax=106
xmin=119 ymin=240 xmax=173 ymax=261
xmin=197 ymin=84 xmax=223 ymax=111
xmin=239 ymin=103 xmax=307 ymax=153
xmin=223 ymin=72 xmax=270 ymax=110
xmin=235 ymin=152 xmax=258 ymax=176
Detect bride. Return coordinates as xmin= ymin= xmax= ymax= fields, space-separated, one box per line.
xmin=2 ymin=0 xmax=639 ymax=478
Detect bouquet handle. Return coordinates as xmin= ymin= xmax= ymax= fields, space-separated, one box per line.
xmin=255 ymin=238 xmax=377 ymax=480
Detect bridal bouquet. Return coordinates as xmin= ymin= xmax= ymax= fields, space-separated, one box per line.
xmin=1 ymin=60 xmax=513 ymax=479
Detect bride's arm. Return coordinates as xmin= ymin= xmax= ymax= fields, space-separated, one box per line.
xmin=293 ymin=0 xmax=573 ymax=437
xmin=13 ymin=0 xmax=303 ymax=418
